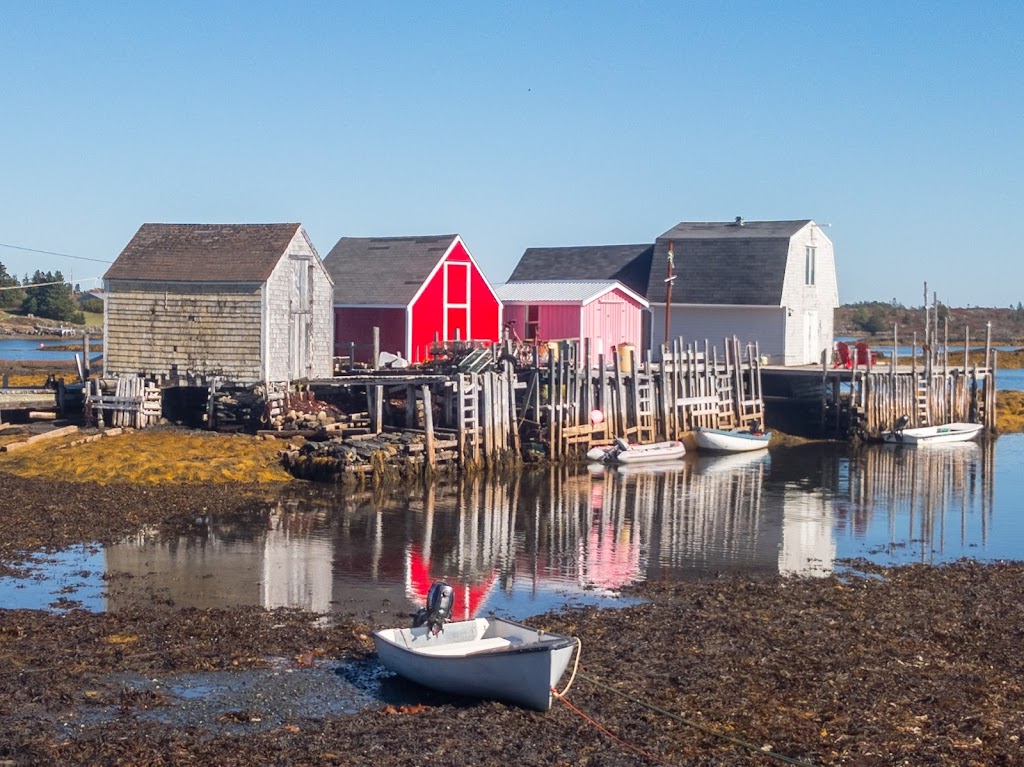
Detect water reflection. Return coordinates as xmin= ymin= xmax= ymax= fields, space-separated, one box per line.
xmin=6 ymin=435 xmax=1017 ymax=617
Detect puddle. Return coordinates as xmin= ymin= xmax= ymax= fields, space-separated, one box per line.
xmin=70 ymin=658 xmax=393 ymax=735
xmin=0 ymin=545 xmax=106 ymax=611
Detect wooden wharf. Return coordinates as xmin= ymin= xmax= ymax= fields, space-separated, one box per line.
xmin=34 ymin=320 xmax=996 ymax=481
xmin=762 ymin=348 xmax=997 ymax=440
xmin=299 ymin=335 xmax=768 ymax=475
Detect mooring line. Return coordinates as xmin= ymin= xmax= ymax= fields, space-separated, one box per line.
xmin=574 ymin=671 xmax=820 ymax=767
xmin=554 ymin=692 xmax=679 ymax=767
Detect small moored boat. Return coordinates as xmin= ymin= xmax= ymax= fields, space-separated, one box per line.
xmin=587 ymin=438 xmax=686 ymax=464
xmin=693 ymin=423 xmax=771 ymax=453
xmin=881 ymin=417 xmax=983 ymax=445
xmin=373 ymin=583 xmax=579 ymax=711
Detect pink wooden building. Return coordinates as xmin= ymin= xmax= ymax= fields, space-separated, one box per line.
xmin=322 ymin=234 xmax=502 ymax=365
xmin=496 ymin=280 xmax=648 ymax=356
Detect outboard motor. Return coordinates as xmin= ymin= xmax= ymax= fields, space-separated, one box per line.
xmin=747 ymin=419 xmax=762 ymax=435
xmin=893 ymin=414 xmax=910 ymax=438
xmin=412 ymin=581 xmax=454 ymax=635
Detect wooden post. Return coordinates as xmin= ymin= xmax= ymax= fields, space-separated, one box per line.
xmin=372 ymin=385 xmax=383 ymax=434
xmin=943 ymin=317 xmax=949 ymax=372
xmin=83 ymin=333 xmax=91 ymax=381
xmin=892 ymin=323 xmax=898 ymax=373
xmin=422 ymin=385 xmax=436 ymax=471
xmin=457 ymin=375 xmax=467 ymax=463
xmin=985 ymin=321 xmax=992 ymax=371
xmin=547 ymin=355 xmax=556 ymax=459
xmin=372 ymin=327 xmax=380 ymax=370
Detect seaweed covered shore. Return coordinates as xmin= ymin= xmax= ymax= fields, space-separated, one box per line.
xmin=0 ymin=474 xmax=1022 ymax=766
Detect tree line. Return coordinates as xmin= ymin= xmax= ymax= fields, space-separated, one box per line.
xmin=836 ymin=300 xmax=1024 ymax=341
xmin=0 ymin=262 xmax=87 ymax=324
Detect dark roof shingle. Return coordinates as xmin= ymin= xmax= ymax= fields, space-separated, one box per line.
xmin=323 ymin=235 xmax=458 ymax=305
xmin=104 ymin=223 xmax=303 ymax=282
xmin=509 ymin=244 xmax=654 ymax=296
xmin=646 ymin=220 xmax=811 ymax=305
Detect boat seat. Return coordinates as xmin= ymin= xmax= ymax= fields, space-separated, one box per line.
xmin=411 ymin=636 xmax=518 ymax=656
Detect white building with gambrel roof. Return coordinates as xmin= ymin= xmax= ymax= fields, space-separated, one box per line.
xmin=647 ymin=218 xmax=838 ymax=365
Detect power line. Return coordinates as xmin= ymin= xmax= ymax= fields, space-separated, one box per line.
xmin=0 ymin=242 xmax=112 ymax=264
xmin=0 ymin=280 xmax=67 ymax=290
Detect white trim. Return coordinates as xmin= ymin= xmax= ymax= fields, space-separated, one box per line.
xmin=405 ymin=306 xmax=413 ymax=361
xmin=500 ymin=280 xmax=649 ymax=308
xmin=443 ymin=260 xmax=471 ymax=341
xmin=408 ymin=236 xmax=459 ymax=309
xmin=261 ymin=281 xmax=271 ymax=383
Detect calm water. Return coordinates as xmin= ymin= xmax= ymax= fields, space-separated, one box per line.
xmin=3 ymin=435 xmax=1021 ymax=619
xmin=0 ymin=337 xmax=97 ymax=362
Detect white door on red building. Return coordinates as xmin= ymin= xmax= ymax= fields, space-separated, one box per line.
xmin=444 ymin=262 xmax=470 ymax=342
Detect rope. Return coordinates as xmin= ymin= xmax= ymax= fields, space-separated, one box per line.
xmin=554 ymin=693 xmax=678 ymax=767
xmin=574 ymin=672 xmax=820 ymax=767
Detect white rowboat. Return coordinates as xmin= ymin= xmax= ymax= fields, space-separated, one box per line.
xmin=880 ymin=422 xmax=983 ymax=445
xmin=587 ymin=438 xmax=686 ymax=464
xmin=373 ymin=617 xmax=578 ymax=711
xmin=693 ymin=426 xmax=771 ymax=453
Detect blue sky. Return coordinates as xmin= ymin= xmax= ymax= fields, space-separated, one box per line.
xmin=2 ymin=1 xmax=1021 ymax=307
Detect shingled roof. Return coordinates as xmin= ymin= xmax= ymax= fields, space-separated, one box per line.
xmin=646 ymin=219 xmax=812 ymax=305
xmin=508 ymin=244 xmax=654 ymax=297
xmin=323 ymin=235 xmax=459 ymax=305
xmin=104 ymin=223 xmax=304 ymax=282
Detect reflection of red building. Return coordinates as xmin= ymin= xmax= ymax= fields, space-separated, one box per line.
xmin=406 ymin=546 xmax=498 ymax=621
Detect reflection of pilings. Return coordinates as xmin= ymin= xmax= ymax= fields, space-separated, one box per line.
xmin=851 ymin=443 xmax=991 ymax=562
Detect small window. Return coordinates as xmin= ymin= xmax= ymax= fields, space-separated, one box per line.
xmin=805 ymin=246 xmax=816 ymax=286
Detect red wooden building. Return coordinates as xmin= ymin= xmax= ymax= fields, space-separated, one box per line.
xmin=322 ymin=234 xmax=502 ymax=365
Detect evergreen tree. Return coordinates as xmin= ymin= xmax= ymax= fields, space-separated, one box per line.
xmin=0 ymin=262 xmax=25 ymax=310
xmin=21 ymin=271 xmax=85 ymax=324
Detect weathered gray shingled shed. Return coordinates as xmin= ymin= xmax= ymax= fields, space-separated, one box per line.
xmin=103 ymin=223 xmax=334 ymax=383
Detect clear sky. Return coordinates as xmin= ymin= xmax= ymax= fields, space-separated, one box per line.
xmin=2 ymin=1 xmax=1021 ymax=307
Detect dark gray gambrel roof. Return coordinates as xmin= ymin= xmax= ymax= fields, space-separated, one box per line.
xmin=104 ymin=223 xmax=304 ymax=283
xmin=323 ymin=235 xmax=458 ymax=305
xmin=646 ymin=220 xmax=812 ymax=305
xmin=509 ymin=244 xmax=655 ymax=297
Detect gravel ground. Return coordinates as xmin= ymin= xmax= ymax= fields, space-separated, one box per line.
xmin=1 ymin=476 xmax=1023 ymax=766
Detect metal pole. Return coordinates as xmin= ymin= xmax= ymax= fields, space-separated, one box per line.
xmin=664 ymin=240 xmax=674 ymax=353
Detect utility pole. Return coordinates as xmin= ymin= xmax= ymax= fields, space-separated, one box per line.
xmin=664 ymin=240 xmax=675 ymax=353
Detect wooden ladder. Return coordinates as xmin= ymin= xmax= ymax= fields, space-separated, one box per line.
xmin=457 ymin=374 xmax=480 ymax=465
xmin=915 ymin=374 xmax=929 ymax=426
xmin=635 ymin=373 xmax=656 ymax=443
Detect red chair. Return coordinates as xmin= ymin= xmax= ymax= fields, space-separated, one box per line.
xmin=854 ymin=341 xmax=878 ymax=367
xmin=834 ymin=341 xmax=852 ymax=369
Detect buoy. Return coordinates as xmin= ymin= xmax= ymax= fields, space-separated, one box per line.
xmin=590 ymin=409 xmax=604 ymax=424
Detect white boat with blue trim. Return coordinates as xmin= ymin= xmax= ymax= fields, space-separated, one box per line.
xmin=373 ymin=582 xmax=579 ymax=711
xmin=881 ymin=417 xmax=983 ymax=445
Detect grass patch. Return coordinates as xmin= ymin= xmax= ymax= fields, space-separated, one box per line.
xmin=0 ymin=428 xmax=295 ymax=485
